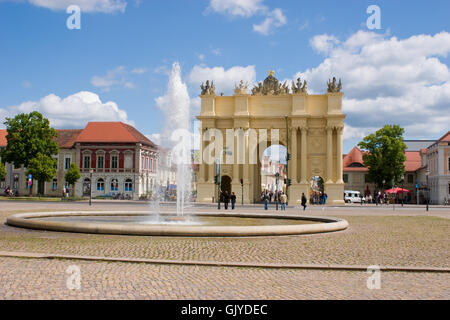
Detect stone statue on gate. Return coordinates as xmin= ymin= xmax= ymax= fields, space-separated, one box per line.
xmin=327 ymin=77 xmax=342 ymax=93
xmin=200 ymin=80 xmax=216 ymax=95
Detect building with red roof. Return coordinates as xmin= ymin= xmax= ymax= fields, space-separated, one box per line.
xmin=342 ymin=146 xmax=428 ymax=204
xmin=0 ymin=122 xmax=158 ymax=199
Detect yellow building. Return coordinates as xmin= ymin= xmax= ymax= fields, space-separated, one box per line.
xmin=196 ymin=72 xmax=346 ymax=204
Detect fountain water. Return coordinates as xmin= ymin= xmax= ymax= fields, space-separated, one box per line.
xmin=154 ymin=62 xmax=193 ymax=221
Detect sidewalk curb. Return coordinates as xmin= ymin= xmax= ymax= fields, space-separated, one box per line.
xmin=0 ymin=251 xmax=448 ymax=273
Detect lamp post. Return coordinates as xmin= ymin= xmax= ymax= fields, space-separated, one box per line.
xmin=240 ymin=179 xmax=244 ymax=206
xmin=284 ymin=115 xmax=289 ymax=205
xmin=401 ymin=175 xmax=404 ymax=207
xmin=89 ymin=169 xmax=93 ymax=206
xmin=275 ymin=172 xmax=279 ymax=211
xmin=426 ymin=168 xmax=430 ymax=212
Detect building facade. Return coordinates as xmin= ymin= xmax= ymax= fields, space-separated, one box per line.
xmin=0 ymin=122 xmax=158 ymax=200
xmin=196 ymin=72 xmax=346 ymax=204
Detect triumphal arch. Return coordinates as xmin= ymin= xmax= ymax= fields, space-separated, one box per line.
xmin=196 ymin=71 xmax=346 ymax=204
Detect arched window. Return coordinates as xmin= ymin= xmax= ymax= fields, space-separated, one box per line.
xmin=97 ymin=178 xmax=105 ymax=191
xmin=124 ymin=179 xmax=133 ymax=192
xmin=111 ymin=178 xmax=118 ymax=191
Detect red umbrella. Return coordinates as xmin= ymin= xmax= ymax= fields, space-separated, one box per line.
xmin=385 ymin=187 xmax=410 ymax=194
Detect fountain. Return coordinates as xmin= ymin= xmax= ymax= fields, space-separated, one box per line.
xmin=6 ymin=62 xmax=349 ymax=237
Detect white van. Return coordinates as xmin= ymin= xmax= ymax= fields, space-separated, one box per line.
xmin=344 ymin=190 xmax=365 ymax=203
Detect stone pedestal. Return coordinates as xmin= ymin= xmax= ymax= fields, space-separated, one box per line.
xmin=290 ymin=183 xmax=309 ymax=204
xmin=325 ymin=182 xmax=345 ymax=205
xmin=196 ymin=182 xmax=216 ymax=203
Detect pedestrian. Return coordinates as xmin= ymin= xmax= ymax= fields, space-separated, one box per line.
xmin=280 ymin=192 xmax=287 ymax=211
xmin=323 ymin=192 xmax=328 ymax=205
xmin=264 ymin=193 xmax=269 ymax=210
xmin=230 ymin=192 xmax=236 ymax=210
xmin=62 ymin=186 xmax=66 ymax=200
xmin=224 ymin=191 xmax=230 ymax=210
xmin=301 ymin=193 xmax=307 ymax=211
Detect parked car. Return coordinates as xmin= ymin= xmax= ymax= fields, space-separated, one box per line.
xmin=344 ymin=190 xmax=365 ymax=203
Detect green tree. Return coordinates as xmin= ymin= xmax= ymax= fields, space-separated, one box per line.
xmin=0 ymin=111 xmax=59 ymax=168
xmin=0 ymin=162 xmax=6 ymax=181
xmin=65 ymin=163 xmax=81 ymax=197
xmin=358 ymin=124 xmax=407 ymax=190
xmin=27 ymin=153 xmax=57 ymax=195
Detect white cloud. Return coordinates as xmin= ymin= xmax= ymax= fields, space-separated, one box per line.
xmin=207 ymin=0 xmax=286 ymax=35
xmin=131 ymin=68 xmax=148 ymax=74
xmin=187 ymin=65 xmax=256 ymax=95
xmin=309 ymin=34 xmax=340 ymax=54
xmin=253 ymin=8 xmax=286 ymax=35
xmin=27 ymin=0 xmax=127 ymax=13
xmin=294 ymin=30 xmax=450 ymax=140
xmin=91 ymin=66 xmax=135 ymax=91
xmin=207 ymin=0 xmax=266 ymax=17
xmin=0 ymin=91 xmax=132 ymax=129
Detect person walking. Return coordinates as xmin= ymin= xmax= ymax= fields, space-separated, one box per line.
xmin=264 ymin=193 xmax=269 ymax=210
xmin=280 ymin=192 xmax=287 ymax=211
xmin=224 ymin=191 xmax=230 ymax=210
xmin=301 ymin=193 xmax=307 ymax=211
xmin=230 ymin=192 xmax=236 ymax=210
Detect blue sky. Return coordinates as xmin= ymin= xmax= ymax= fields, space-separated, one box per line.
xmin=0 ymin=0 xmax=449 ymax=153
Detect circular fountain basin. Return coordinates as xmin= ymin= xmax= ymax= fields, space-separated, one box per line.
xmin=6 ymin=211 xmax=349 ymax=237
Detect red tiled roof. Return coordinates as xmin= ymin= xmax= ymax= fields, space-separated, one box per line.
xmin=343 ymin=147 xmax=422 ymax=173
xmin=56 ymin=129 xmax=83 ymax=148
xmin=75 ymin=122 xmax=156 ymax=147
xmin=404 ymin=151 xmax=421 ymax=172
xmin=0 ymin=129 xmax=6 ymax=147
xmin=437 ymin=131 xmax=450 ymax=142
xmin=343 ymin=147 xmax=365 ymax=168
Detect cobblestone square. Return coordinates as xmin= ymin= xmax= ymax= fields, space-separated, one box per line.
xmin=0 ymin=201 xmax=449 ymax=300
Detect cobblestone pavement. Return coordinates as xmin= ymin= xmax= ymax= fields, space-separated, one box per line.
xmin=0 ymin=257 xmax=448 ymax=300
xmin=0 ymin=202 xmax=449 ymax=299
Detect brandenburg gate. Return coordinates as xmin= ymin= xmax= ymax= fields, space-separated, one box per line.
xmin=196 ymin=71 xmax=346 ymax=204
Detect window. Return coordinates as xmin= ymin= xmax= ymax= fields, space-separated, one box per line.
xmin=124 ymin=179 xmax=133 ymax=192
xmin=83 ymin=156 xmax=90 ymax=169
xmin=408 ymin=174 xmax=414 ymax=183
xmin=111 ymin=178 xmax=118 ymax=191
xmin=64 ymin=157 xmax=71 ymax=170
xmin=111 ymin=155 xmax=118 ymax=169
xmin=343 ymin=174 xmax=348 ymax=183
xmin=52 ymin=179 xmax=57 ymax=191
xmin=53 ymin=156 xmax=58 ymax=169
xmin=97 ymin=179 xmax=105 ymax=191
xmin=124 ymin=154 xmax=132 ymax=169
xmin=97 ymin=156 xmax=104 ymax=169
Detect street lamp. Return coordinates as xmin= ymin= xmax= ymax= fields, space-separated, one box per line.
xmin=275 ymin=172 xmax=279 ymax=210
xmin=284 ymin=115 xmax=289 ymax=205
xmin=89 ymin=169 xmax=93 ymax=206
xmin=426 ymin=168 xmax=430 ymax=212
xmin=401 ymin=175 xmax=404 ymax=207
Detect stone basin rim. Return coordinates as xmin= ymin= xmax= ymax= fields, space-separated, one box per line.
xmin=6 ymin=211 xmax=349 ymax=237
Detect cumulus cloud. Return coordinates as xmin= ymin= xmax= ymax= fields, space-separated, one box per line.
xmin=207 ymin=0 xmax=266 ymax=17
xmin=207 ymin=0 xmax=286 ymax=35
xmin=0 ymin=91 xmax=132 ymax=128
xmin=91 ymin=66 xmax=136 ymax=91
xmin=253 ymin=8 xmax=286 ymax=35
xmin=187 ymin=65 xmax=256 ymax=95
xmin=293 ymin=30 xmax=450 ymax=140
xmin=309 ymin=34 xmax=340 ymax=54
xmin=26 ymin=0 xmax=127 ymax=13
